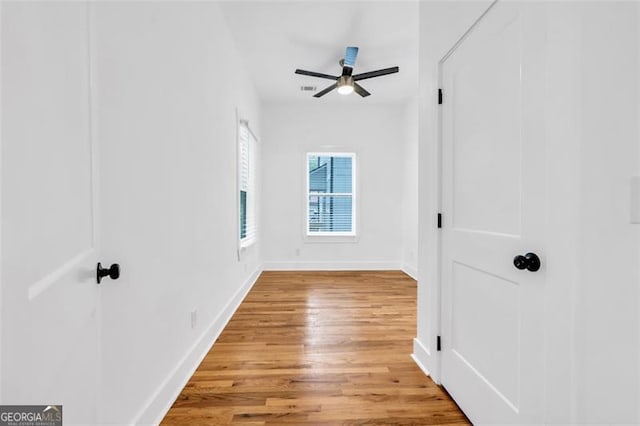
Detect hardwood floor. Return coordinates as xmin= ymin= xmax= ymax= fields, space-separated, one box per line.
xmin=162 ymin=271 xmax=468 ymax=425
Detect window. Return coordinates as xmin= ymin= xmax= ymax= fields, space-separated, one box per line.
xmin=306 ymin=153 xmax=356 ymax=236
xmin=238 ymin=119 xmax=257 ymax=247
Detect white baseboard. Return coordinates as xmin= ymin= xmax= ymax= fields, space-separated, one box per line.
xmin=132 ymin=266 xmax=263 ymax=425
xmin=401 ymin=263 xmax=418 ymax=280
xmin=262 ymin=261 xmax=403 ymax=271
xmin=412 ymin=337 xmax=433 ymax=380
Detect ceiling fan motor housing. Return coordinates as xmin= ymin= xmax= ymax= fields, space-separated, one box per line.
xmin=337 ymin=75 xmax=354 ymax=89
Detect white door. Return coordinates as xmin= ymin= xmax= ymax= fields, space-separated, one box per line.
xmin=1 ymin=2 xmax=101 ymax=423
xmin=440 ymin=2 xmax=547 ymax=424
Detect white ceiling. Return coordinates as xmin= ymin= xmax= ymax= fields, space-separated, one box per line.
xmin=220 ymin=1 xmax=419 ymax=104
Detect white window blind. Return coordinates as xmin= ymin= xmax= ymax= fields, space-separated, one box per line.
xmin=306 ymin=153 xmax=356 ymax=236
xmin=239 ymin=120 xmax=257 ymax=247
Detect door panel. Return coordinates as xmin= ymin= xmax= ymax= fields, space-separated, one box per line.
xmin=451 ymin=13 xmax=522 ymax=236
xmin=1 ymin=3 xmax=99 ymax=423
xmin=451 ymin=261 xmax=520 ymax=408
xmin=441 ymin=2 xmax=546 ymax=424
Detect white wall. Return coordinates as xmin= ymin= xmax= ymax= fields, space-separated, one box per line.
xmin=572 ymin=3 xmax=639 ymax=422
xmin=413 ymin=0 xmax=492 ymax=379
xmin=416 ymin=1 xmax=640 ymax=423
xmin=261 ymin=102 xmax=414 ymax=271
xmin=401 ymin=99 xmax=419 ymax=278
xmin=93 ymin=3 xmax=262 ymax=424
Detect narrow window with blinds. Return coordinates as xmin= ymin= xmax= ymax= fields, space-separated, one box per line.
xmin=238 ymin=120 xmax=257 ymax=247
xmin=306 ymin=153 xmax=356 ymax=236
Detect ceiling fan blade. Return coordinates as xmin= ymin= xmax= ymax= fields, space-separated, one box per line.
xmin=353 ymin=82 xmax=370 ymax=98
xmin=295 ymin=69 xmax=338 ymax=80
xmin=344 ymin=46 xmax=359 ymax=68
xmin=352 ymin=66 xmax=399 ymax=81
xmin=313 ymin=83 xmax=338 ymax=98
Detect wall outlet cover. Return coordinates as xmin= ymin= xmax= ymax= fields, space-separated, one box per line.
xmin=190 ymin=310 xmax=198 ymax=329
xmin=631 ymin=176 xmax=640 ymax=224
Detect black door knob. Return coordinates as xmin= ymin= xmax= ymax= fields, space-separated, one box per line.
xmin=97 ymin=263 xmax=120 ymax=284
xmin=513 ymin=252 xmax=541 ymax=272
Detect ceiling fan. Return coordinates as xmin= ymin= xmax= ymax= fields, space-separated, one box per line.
xmin=295 ymin=46 xmax=399 ymax=98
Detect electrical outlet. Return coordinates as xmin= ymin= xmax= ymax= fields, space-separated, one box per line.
xmin=190 ymin=309 xmax=198 ymax=329
xmin=631 ymin=176 xmax=640 ymax=224
xmin=295 ymin=248 xmax=301 ymax=256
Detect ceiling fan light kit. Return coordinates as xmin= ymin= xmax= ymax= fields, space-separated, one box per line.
xmin=295 ymin=46 xmax=399 ymax=98
xmin=337 ymin=76 xmax=354 ymax=95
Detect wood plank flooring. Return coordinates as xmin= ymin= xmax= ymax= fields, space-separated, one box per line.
xmin=162 ymin=271 xmax=468 ymax=425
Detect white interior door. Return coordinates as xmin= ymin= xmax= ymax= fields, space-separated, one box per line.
xmin=440 ymin=2 xmax=547 ymax=424
xmin=1 ymin=3 xmax=100 ymax=423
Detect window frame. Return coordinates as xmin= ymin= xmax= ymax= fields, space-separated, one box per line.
xmin=238 ymin=117 xmax=257 ymax=250
xmin=305 ymin=152 xmax=357 ymax=238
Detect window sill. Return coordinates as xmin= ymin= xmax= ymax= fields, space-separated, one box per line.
xmin=238 ymin=239 xmax=256 ymax=260
xmin=240 ymin=237 xmax=256 ymax=249
xmin=303 ymin=234 xmax=359 ymax=244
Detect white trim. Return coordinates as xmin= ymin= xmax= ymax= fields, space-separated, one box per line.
xmin=0 ymin=0 xmax=4 ymax=403
xmin=238 ymin=118 xmax=259 ymax=143
xmin=132 ymin=266 xmax=263 ymax=426
xmin=306 ymin=151 xmax=356 ymax=158
xmin=439 ymin=0 xmax=499 ymax=65
xmin=306 ymin=231 xmax=355 ymax=237
xmin=239 ymin=236 xmax=256 ymax=250
xmin=86 ymin=1 xmax=99 ymax=253
xmin=236 ymin=109 xmax=258 ymax=258
xmin=401 ymin=263 xmax=418 ymax=280
xmin=637 ymin=7 xmax=640 ymax=422
xmin=263 ymin=261 xmax=402 ymax=271
xmin=236 ymin=108 xmax=242 ymax=260
xmin=412 ymin=338 xmax=433 ymax=380
xmin=305 ymin=152 xmax=356 ymax=237
xmin=433 ymin=0 xmax=499 ymax=392
xmin=303 ymin=235 xmax=359 ymax=244
xmin=86 ymin=3 xmax=103 ymax=420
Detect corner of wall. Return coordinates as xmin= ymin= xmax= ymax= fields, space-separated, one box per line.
xmin=132 ymin=265 xmax=263 ymax=425
xmin=411 ymin=337 xmax=433 ymax=381
xmin=401 ymin=263 xmax=418 ymax=280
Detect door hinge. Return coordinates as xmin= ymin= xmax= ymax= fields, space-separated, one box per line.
xmin=437 ymin=335 xmax=442 ymax=351
xmin=438 ymin=88 xmax=443 ymax=105
xmin=437 ymin=213 xmax=442 ymax=229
